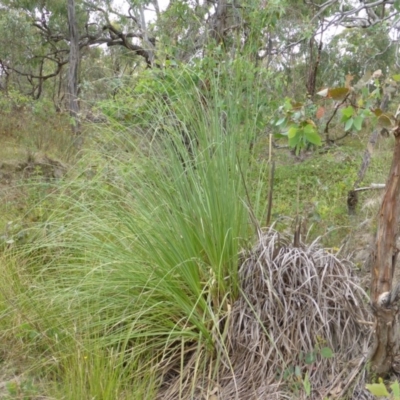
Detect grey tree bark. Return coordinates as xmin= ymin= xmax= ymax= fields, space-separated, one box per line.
xmin=67 ymin=0 xmax=81 ymax=142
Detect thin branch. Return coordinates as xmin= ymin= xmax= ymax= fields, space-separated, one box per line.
xmin=324 ymin=91 xmax=352 ymax=140
xmin=1 ymin=59 xmax=67 ymax=80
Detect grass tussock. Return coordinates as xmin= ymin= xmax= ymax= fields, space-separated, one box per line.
xmin=0 ymin=63 xmax=268 ymax=398
xmin=220 ymin=228 xmax=373 ymax=400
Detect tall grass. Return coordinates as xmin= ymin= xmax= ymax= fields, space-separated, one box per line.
xmin=0 ymin=59 xmax=269 ymax=397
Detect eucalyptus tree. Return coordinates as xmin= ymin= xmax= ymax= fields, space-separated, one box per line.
xmin=0 ymin=4 xmax=70 ymax=99
xmin=0 ymin=0 xmax=86 ymax=103
xmin=68 ymin=0 xmax=80 ymax=134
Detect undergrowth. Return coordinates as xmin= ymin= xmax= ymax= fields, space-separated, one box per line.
xmin=0 ymin=61 xmax=268 ymax=399
xmin=0 ymin=60 xmax=394 ymax=399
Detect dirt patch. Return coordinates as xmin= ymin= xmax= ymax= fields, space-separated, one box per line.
xmin=0 ymin=153 xmax=67 ymax=209
xmin=0 ymin=154 xmax=66 ymax=184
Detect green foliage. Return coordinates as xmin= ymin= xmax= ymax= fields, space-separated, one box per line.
xmin=275 ymin=98 xmax=320 ymax=154
xmin=277 ymin=68 xmax=400 ymax=149
xmin=5 ymin=378 xmax=39 ymax=400
xmin=340 ymin=105 xmax=370 ymax=132
xmin=277 ymin=345 xmax=333 ymax=398
xmin=323 ymin=25 xmax=395 ymax=85
xmin=0 ymin=92 xmax=73 ymax=158
xmin=0 ymin=90 xmax=32 ymax=112
xmin=366 ymin=378 xmax=400 ymax=399
xmin=320 ymin=347 xmax=334 ymax=358
xmin=101 ymin=55 xmax=271 ymax=142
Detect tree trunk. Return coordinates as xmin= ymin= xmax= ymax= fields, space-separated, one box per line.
xmin=67 ymin=0 xmax=81 ymax=140
xmin=369 ymin=125 xmax=400 ymax=375
xmin=209 ymin=0 xmax=228 ymax=44
xmin=139 ymin=6 xmax=155 ymax=66
xmin=306 ymin=38 xmax=323 ymax=99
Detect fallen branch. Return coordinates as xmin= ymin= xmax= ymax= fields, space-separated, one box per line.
xmin=353 ymin=184 xmax=386 ymax=192
xmin=347 ymin=184 xmax=386 ymax=214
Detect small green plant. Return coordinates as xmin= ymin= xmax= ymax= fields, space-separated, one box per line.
xmin=5 ymin=378 xmax=38 ymax=400
xmin=366 ymin=378 xmax=400 ymax=399
xmin=278 ymin=345 xmax=334 ymax=397
xmin=340 ymin=104 xmax=371 ymax=132
xmin=275 ymin=98 xmax=321 ymax=154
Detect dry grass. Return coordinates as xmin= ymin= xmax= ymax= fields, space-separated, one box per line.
xmin=219 ymin=228 xmax=374 ymax=400
xmin=158 ymin=228 xmax=376 ymax=399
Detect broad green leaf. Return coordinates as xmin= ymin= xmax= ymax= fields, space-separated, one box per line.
xmin=393 ymin=74 xmax=400 ymax=82
xmin=390 ymin=380 xmax=400 ymax=399
xmin=353 ymin=116 xmax=363 ymax=131
xmin=342 ymin=106 xmax=354 ymax=118
xmin=291 ymin=102 xmax=303 ymax=110
xmin=345 ymin=118 xmax=353 ymax=131
xmin=377 ymin=114 xmax=393 ymax=128
xmin=294 ymin=365 xmax=301 ymax=378
xmin=303 ymin=123 xmax=315 ymax=135
xmin=328 ymin=87 xmax=350 ymax=100
xmin=320 ymin=347 xmax=334 ymax=358
xmin=305 ymin=351 xmax=316 ymax=364
xmin=317 ymin=87 xmax=350 ymax=100
xmin=293 ymin=111 xmax=302 ymax=121
xmin=288 ymin=126 xmax=298 ymax=138
xmin=289 ymin=134 xmax=301 ymax=148
xmin=284 ymin=98 xmax=293 ymax=111
xmin=365 ymin=383 xmax=389 ymax=397
xmin=341 ymin=115 xmax=349 ymax=123
xmin=304 ymin=130 xmax=321 ymax=146
xmin=275 ymin=117 xmax=286 ymax=126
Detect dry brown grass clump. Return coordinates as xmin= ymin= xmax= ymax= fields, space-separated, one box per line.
xmin=220 ymin=228 xmax=374 ymax=400
xmin=159 ymin=228 xmax=376 ymax=399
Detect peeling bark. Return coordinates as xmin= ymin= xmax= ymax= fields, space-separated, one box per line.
xmin=369 ymin=126 xmax=400 ymax=375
